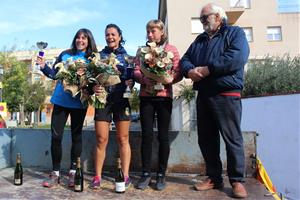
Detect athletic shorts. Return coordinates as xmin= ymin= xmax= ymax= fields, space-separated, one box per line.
xmin=94 ymin=98 xmax=131 ymax=122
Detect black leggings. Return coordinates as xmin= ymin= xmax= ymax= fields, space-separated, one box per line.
xmin=51 ymin=105 xmax=87 ymax=171
xmin=139 ymin=97 xmax=172 ymax=175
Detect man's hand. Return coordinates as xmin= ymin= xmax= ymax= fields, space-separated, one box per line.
xmin=187 ymin=67 xmax=204 ymax=82
xmin=197 ymin=66 xmax=210 ymax=78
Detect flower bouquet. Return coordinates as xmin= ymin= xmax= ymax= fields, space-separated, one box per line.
xmin=55 ymin=52 xmax=121 ymax=108
xmin=137 ymin=42 xmax=174 ymax=89
xmin=55 ymin=58 xmax=87 ymax=97
xmin=85 ymin=52 xmax=121 ymax=108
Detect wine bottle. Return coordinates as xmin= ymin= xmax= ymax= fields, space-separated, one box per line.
xmin=74 ymin=157 xmax=84 ymax=192
xmin=115 ymin=157 xmax=125 ymax=193
xmin=14 ymin=153 xmax=23 ymax=186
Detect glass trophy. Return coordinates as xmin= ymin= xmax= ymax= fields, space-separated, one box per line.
xmin=36 ymin=41 xmax=48 ymax=70
xmin=154 ymin=82 xmax=164 ymax=90
xmin=123 ymin=56 xmax=135 ymax=98
xmin=36 ymin=41 xmax=48 ymax=57
xmin=123 ymin=65 xmax=133 ymax=98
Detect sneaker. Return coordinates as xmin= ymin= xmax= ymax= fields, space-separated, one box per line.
xmin=125 ymin=176 xmax=132 ymax=189
xmin=232 ymin=182 xmax=248 ymax=198
xmin=136 ymin=172 xmax=151 ymax=190
xmin=90 ymin=176 xmax=101 ymax=189
xmin=194 ymin=178 xmax=224 ymax=191
xmin=42 ymin=171 xmax=60 ymax=188
xmin=68 ymin=172 xmax=75 ymax=187
xmin=156 ymin=173 xmax=166 ymax=191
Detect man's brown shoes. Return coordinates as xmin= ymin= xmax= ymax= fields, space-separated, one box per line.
xmin=232 ymin=182 xmax=248 ymax=198
xmin=194 ymin=179 xmax=248 ymax=198
xmin=194 ymin=178 xmax=224 ymax=191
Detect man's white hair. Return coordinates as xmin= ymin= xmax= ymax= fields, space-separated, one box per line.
xmin=204 ymin=3 xmax=228 ymax=22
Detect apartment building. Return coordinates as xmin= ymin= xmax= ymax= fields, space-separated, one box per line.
xmin=158 ymin=0 xmax=300 ymax=58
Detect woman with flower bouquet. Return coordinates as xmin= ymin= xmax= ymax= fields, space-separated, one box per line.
xmin=134 ymin=19 xmax=182 ymax=191
xmin=36 ymin=28 xmax=98 ymax=188
xmin=90 ymin=24 xmax=134 ymax=190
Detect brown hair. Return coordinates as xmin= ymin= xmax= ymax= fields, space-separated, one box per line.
xmin=146 ymin=19 xmax=168 ymax=44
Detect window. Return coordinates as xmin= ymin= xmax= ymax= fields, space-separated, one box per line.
xmin=267 ymin=27 xmax=282 ymax=41
xmin=242 ymin=27 xmax=253 ymax=42
xmin=191 ymin=18 xmax=203 ymax=34
xmin=230 ymin=0 xmax=251 ymax=8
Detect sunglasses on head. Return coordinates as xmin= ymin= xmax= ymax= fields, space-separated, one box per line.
xmin=200 ymin=13 xmax=216 ymax=23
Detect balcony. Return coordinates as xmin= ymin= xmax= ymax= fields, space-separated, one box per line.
xmin=225 ymin=0 xmax=248 ymax=24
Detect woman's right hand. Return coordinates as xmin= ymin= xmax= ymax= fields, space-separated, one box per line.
xmin=93 ymin=85 xmax=105 ymax=96
xmin=36 ymin=56 xmax=46 ymax=69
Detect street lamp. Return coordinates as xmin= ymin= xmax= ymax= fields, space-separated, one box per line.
xmin=0 ymin=64 xmax=3 ymax=102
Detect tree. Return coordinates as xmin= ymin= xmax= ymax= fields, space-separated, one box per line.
xmin=1 ymin=52 xmax=47 ymax=126
xmin=2 ymin=56 xmax=28 ymax=124
xmin=24 ymin=82 xmax=46 ymax=125
xmin=243 ymin=55 xmax=300 ymax=97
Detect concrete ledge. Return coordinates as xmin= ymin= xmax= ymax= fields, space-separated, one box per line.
xmin=0 ymin=129 xmax=256 ymax=176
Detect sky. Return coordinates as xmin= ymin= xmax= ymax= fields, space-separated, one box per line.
xmin=278 ymin=0 xmax=300 ymax=12
xmin=0 ymin=0 xmax=159 ymax=55
xmin=0 ymin=0 xmax=299 ymax=55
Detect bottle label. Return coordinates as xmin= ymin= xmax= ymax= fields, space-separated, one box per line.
xmin=74 ymin=184 xmax=82 ymax=191
xmin=115 ymin=182 xmax=125 ymax=192
xmin=14 ymin=179 xmax=21 ymax=184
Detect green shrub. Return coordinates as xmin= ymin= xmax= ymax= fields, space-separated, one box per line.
xmin=243 ymin=55 xmax=300 ymax=97
xmin=175 ymin=83 xmax=196 ymax=104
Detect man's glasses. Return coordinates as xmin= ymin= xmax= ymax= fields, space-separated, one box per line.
xmin=200 ymin=13 xmax=215 ymax=23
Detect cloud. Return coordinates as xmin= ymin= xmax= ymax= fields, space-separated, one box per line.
xmin=0 ymin=0 xmax=107 ymax=34
xmin=26 ymin=8 xmax=103 ymax=29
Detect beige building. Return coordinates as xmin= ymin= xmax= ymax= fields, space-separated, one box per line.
xmin=12 ymin=48 xmax=63 ymax=84
xmin=158 ymin=0 xmax=300 ymax=59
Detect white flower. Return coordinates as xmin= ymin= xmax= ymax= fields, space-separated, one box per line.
xmin=154 ymin=47 xmax=163 ymax=54
xmin=141 ymin=47 xmax=150 ymax=53
xmin=162 ymin=57 xmax=171 ymax=64
xmin=167 ymin=51 xmax=174 ymax=59
xmin=145 ymin=53 xmax=153 ymax=60
xmin=147 ymin=42 xmax=157 ymax=48
xmin=156 ymin=61 xmax=165 ymax=68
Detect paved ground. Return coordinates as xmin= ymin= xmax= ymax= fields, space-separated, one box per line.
xmin=0 ymin=168 xmax=275 ymax=200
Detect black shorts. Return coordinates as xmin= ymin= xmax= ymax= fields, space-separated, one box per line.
xmin=94 ymin=98 xmax=131 ymax=122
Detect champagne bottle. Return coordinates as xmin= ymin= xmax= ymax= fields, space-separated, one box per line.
xmin=115 ymin=157 xmax=125 ymax=193
xmin=14 ymin=153 xmax=23 ymax=186
xmin=74 ymin=157 xmax=84 ymax=192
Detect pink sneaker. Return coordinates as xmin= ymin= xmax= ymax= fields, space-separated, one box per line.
xmin=42 ymin=172 xmax=60 ymax=188
xmin=68 ymin=172 xmax=75 ymax=187
xmin=90 ymin=176 xmax=101 ymax=189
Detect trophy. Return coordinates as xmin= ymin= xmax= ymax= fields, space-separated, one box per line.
xmin=36 ymin=41 xmax=48 ymax=57
xmin=123 ymin=56 xmax=135 ymax=98
xmin=36 ymin=41 xmax=48 ymax=70
xmin=154 ymin=82 xmax=164 ymax=90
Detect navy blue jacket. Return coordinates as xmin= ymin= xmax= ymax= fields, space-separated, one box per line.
xmin=181 ymin=25 xmax=249 ymax=96
xmin=41 ymin=50 xmax=88 ymax=109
